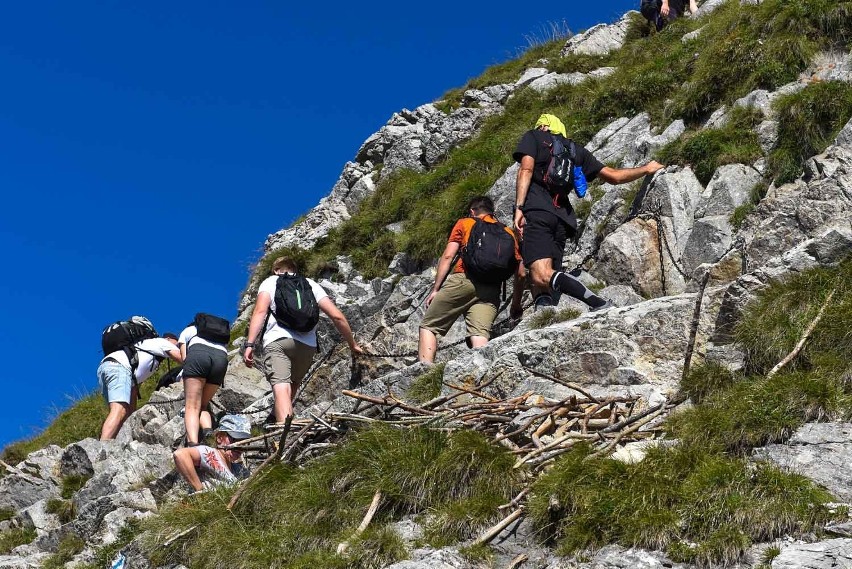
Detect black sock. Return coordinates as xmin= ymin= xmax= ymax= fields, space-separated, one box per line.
xmin=550 ymin=271 xmax=606 ymax=309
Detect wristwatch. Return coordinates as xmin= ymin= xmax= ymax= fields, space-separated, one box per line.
xmin=245 ymin=341 xmax=256 ymax=348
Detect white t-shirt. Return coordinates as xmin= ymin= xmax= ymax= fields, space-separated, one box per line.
xmin=179 ymin=325 xmax=228 ymax=353
xmin=257 ymin=274 xmax=328 ymax=348
xmin=102 ymin=338 xmax=179 ymax=383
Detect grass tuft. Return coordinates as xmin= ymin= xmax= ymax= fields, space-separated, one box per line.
xmin=529 ymin=307 xmax=582 ymax=329
xmin=769 ymin=81 xmax=852 ymax=184
xmin=42 ymin=533 xmax=86 ymax=569
xmin=46 ymin=498 xmax=76 ymax=524
xmin=529 ymin=443 xmax=837 ymax=566
xmin=0 ymin=527 xmax=36 ymax=555
xmin=406 ymin=364 xmax=446 ymax=404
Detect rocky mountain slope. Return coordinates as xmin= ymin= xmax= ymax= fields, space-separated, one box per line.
xmin=3 ymin=0 xmax=852 ymax=567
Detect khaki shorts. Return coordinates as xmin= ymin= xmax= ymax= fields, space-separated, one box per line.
xmin=261 ymin=337 xmax=317 ymax=387
xmin=420 ymin=272 xmax=500 ymax=340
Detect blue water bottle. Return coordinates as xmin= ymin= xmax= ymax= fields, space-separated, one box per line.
xmin=573 ymin=165 xmax=588 ymax=198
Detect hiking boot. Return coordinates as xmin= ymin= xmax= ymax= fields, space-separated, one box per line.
xmin=591 ymin=300 xmax=614 ymax=312
xmin=534 ymin=293 xmax=556 ymax=311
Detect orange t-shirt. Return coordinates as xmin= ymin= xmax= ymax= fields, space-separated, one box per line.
xmin=448 ymin=214 xmax=522 ymax=274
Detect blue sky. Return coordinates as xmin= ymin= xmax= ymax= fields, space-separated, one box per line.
xmin=0 ymin=1 xmax=636 ymax=450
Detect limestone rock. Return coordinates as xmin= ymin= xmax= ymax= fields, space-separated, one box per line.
xmin=771 ymin=538 xmax=852 ymax=569
xmin=682 ymin=216 xmax=734 ymax=274
xmin=755 ymin=423 xmax=852 ymax=502
xmin=561 ymin=12 xmax=635 ymax=57
xmin=19 ymin=499 xmax=61 ymax=535
xmin=836 ymin=116 xmax=852 ymax=148
xmin=695 ymin=163 xmax=762 ymax=219
xmin=515 ymin=67 xmax=549 ymax=87
xmin=586 ymin=113 xmax=652 ymax=167
xmin=384 ymin=548 xmax=472 ymax=569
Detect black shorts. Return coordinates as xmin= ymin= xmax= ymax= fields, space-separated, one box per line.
xmin=182 ymin=344 xmax=227 ymax=386
xmin=521 ymin=209 xmax=574 ymax=267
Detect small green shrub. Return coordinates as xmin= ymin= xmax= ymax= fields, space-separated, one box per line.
xmin=406 ymin=364 xmax=446 ymax=403
xmin=769 ymin=81 xmax=852 ymax=184
xmin=61 ymin=473 xmax=91 ymax=499
xmin=0 ymin=527 xmax=36 ymax=555
xmin=0 ymin=508 xmax=14 ymax=522
xmin=729 ymin=183 xmax=768 ymax=229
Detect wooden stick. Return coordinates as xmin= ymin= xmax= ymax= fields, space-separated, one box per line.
xmin=498 ymin=487 xmax=530 ymax=510
xmin=506 ymin=553 xmax=528 ymax=569
xmin=767 ymin=288 xmax=836 ymax=379
xmin=227 ymin=415 xmax=293 ymax=510
xmin=585 ymin=407 xmax=665 ymax=460
xmin=443 ymin=381 xmax=500 ymax=402
xmin=473 ymin=508 xmax=524 ymax=546
xmin=521 ymin=366 xmax=599 ymax=403
xmin=162 ymin=525 xmax=198 ymax=547
xmin=682 ymin=271 xmax=711 ymax=382
xmin=337 ymin=490 xmax=382 ymax=554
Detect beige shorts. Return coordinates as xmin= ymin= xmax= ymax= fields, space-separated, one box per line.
xmin=261 ymin=337 xmax=317 ymax=387
xmin=420 ymin=272 xmax=500 ymax=340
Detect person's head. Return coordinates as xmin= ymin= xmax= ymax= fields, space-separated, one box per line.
xmin=467 ymin=196 xmax=495 ymax=218
xmin=535 ymin=113 xmax=567 ymax=137
xmin=273 ymin=256 xmax=298 ymax=275
xmin=215 ymin=414 xmax=251 ymax=448
xmin=162 ymin=332 xmax=178 ymax=346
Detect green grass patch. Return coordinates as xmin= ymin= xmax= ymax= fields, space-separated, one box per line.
xmin=406 ymin=364 xmax=446 ymax=404
xmin=46 ymin=498 xmax=76 ymax=525
xmin=60 ymin=473 xmax=91 ymax=499
xmin=229 ymin=318 xmax=248 ymax=348
xmin=769 ymin=81 xmax=852 ymax=184
xmin=679 ymin=362 xmax=740 ymax=405
xmin=735 ymin=259 xmax=852 ymax=374
xmin=529 ymin=443 xmax=837 ymax=566
xmin=0 ymin=508 xmax=15 ymax=522
xmin=658 ymin=107 xmax=764 ymax=185
xmin=670 ymin=0 xmax=852 ymax=122
xmin=729 ymin=182 xmax=768 ymax=229
xmin=145 ymin=425 xmax=522 ymax=569
xmin=43 ymin=533 xmax=86 ymax=569
xmin=529 ymin=307 xmax=582 ymax=329
xmin=670 ymin=368 xmax=852 ymax=452
xmin=0 ymin=526 xmax=36 ymax=555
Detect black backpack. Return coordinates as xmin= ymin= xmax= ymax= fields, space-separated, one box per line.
xmin=272 ymin=274 xmax=320 ymax=332
xmin=460 ymin=218 xmax=519 ymax=284
xmin=193 ymin=313 xmax=231 ymax=345
xmin=101 ymin=316 xmax=158 ymax=373
xmin=542 ymin=134 xmax=577 ymax=190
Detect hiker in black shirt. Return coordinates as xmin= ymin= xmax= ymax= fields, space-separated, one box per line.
xmin=512 ymin=114 xmax=664 ymax=311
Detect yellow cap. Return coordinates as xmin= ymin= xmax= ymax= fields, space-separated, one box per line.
xmin=535 ymin=113 xmax=567 ymax=137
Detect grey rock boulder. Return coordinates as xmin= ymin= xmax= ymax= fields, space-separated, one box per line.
xmin=694 ymin=163 xmax=762 ymax=219
xmin=836 ymin=116 xmax=852 ymax=148
xmin=755 ymin=423 xmax=852 ymax=502
xmin=19 ymin=499 xmax=61 ymax=535
xmin=515 ymin=67 xmax=549 ymax=87
xmin=561 ymin=12 xmax=636 ymax=57
xmin=586 ymin=113 xmax=652 ymax=167
xmin=384 ymin=548 xmax=472 ymax=569
xmin=771 ymin=538 xmax=852 ymax=569
xmin=682 ymin=216 xmax=734 ymax=274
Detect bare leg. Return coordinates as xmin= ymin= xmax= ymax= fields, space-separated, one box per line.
xmin=100 ymin=402 xmax=131 ymax=440
xmin=183 ymin=376 xmax=206 ymax=445
xmin=418 ymin=328 xmax=438 ymax=363
xmin=469 ymin=335 xmax=488 ymax=349
xmin=271 ymin=383 xmax=295 ymax=423
xmin=199 ymin=383 xmax=219 ymax=430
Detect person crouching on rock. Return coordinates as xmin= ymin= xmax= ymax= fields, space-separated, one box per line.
xmin=173 ymin=414 xmax=251 ymax=493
